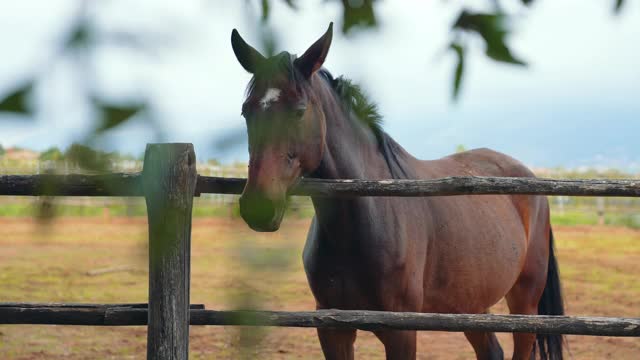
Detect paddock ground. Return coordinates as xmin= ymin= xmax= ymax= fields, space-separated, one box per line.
xmin=0 ymin=217 xmax=638 ymax=359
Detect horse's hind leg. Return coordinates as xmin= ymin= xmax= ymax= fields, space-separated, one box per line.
xmin=506 ymin=224 xmax=551 ymax=359
xmin=317 ymin=328 xmax=357 ymax=360
xmin=506 ymin=259 xmax=548 ymax=359
xmin=506 ymin=280 xmax=542 ymax=360
xmin=373 ymin=330 xmax=417 ymax=360
xmin=464 ymin=317 xmax=504 ymax=360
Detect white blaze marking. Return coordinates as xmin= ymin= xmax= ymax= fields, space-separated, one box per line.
xmin=259 ymin=88 xmax=281 ymax=110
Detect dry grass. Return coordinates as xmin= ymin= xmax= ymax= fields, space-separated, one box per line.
xmin=0 ymin=217 xmax=639 ymax=359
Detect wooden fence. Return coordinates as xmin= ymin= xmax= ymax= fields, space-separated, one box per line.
xmin=1 ymin=143 xmax=639 ymax=360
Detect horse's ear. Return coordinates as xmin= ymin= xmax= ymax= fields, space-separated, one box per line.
xmin=294 ymin=23 xmax=333 ymax=78
xmin=231 ymin=29 xmax=266 ymax=74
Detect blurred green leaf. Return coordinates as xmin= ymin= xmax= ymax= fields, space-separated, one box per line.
xmin=36 ymin=196 xmax=56 ymax=222
xmin=39 ymin=147 xmax=65 ymax=161
xmin=0 ymin=82 xmax=34 ymax=115
xmin=93 ymin=98 xmax=145 ymax=133
xmin=282 ymin=0 xmax=296 ymax=9
xmin=486 ymin=43 xmax=525 ymax=65
xmin=66 ymin=20 xmax=91 ymax=49
xmin=341 ymin=0 xmax=376 ymax=34
xmin=261 ymin=30 xmax=279 ymax=57
xmin=453 ymin=10 xmax=526 ymax=66
xmin=258 ymin=0 xmax=296 ymax=22
xmin=615 ymin=0 xmax=624 ymax=13
xmin=36 ymin=169 xmax=60 ymax=224
xmin=521 ymin=0 xmax=535 ymax=5
xmin=65 ymin=143 xmax=113 ymax=172
xmin=261 ymin=0 xmax=270 ymax=21
xmin=450 ymin=42 xmax=465 ymax=101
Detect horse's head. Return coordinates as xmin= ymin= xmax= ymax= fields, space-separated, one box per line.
xmin=231 ymin=24 xmax=333 ymax=231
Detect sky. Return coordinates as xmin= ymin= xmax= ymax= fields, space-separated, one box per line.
xmin=0 ymin=0 xmax=639 ymax=170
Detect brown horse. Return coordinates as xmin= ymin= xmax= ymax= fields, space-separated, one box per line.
xmin=231 ymin=23 xmax=564 ymax=360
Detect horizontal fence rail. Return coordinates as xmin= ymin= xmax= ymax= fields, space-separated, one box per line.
xmin=0 ymin=173 xmax=142 ymax=196
xmin=1 ymin=305 xmax=639 ymax=337
xmin=0 ymin=303 xmax=205 ymax=309
xmin=1 ymin=174 xmax=640 ymax=197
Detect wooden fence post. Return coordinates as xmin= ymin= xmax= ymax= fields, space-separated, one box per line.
xmin=142 ymin=143 xmax=197 ymax=360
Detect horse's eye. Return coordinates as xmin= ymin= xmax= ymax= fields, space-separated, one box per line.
xmin=295 ymin=104 xmax=307 ymax=118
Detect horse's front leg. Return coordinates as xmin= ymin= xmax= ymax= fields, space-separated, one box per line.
xmin=374 ymin=330 xmax=417 ymax=360
xmin=317 ymin=328 xmax=357 ymax=360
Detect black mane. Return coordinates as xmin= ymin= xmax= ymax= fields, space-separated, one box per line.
xmin=318 ymin=69 xmax=410 ymax=179
xmin=317 ymin=70 xmax=385 ymax=144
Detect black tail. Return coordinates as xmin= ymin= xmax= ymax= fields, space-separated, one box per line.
xmin=535 ymin=228 xmax=564 ymax=360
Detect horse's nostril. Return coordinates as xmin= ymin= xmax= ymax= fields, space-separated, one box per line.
xmin=239 ymin=194 xmax=277 ymax=229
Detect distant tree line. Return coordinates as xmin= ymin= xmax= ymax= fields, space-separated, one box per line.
xmin=0 ymin=143 xmax=140 ymax=170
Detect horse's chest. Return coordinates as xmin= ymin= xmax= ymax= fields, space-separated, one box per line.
xmin=305 ymin=259 xmax=368 ymax=309
xmin=303 ymin=220 xmax=415 ymax=309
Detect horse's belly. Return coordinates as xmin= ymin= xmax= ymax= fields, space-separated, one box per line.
xmin=423 ymin=197 xmax=528 ymax=313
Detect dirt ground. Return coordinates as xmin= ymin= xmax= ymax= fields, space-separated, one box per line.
xmin=0 ymin=217 xmax=638 ymax=359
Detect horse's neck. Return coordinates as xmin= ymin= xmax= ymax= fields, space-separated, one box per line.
xmin=309 ymin=76 xmax=390 ymax=181
xmin=308 ymin=76 xmax=392 ymax=244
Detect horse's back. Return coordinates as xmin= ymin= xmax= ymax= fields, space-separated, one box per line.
xmin=421 ymin=147 xmax=548 ymax=244
xmin=420 ymin=147 xmax=535 ymax=179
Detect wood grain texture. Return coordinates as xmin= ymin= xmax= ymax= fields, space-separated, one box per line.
xmin=0 ymin=173 xmax=142 ymax=196
xmin=0 ymin=302 xmax=204 ymax=309
xmin=2 ymin=307 xmax=638 ymax=337
xmin=142 ymin=143 xmax=197 ymax=360
xmin=195 ymin=176 xmax=640 ymax=197
xmin=287 ymin=177 xmax=640 ymax=197
xmin=2 ymin=174 xmax=639 ymax=197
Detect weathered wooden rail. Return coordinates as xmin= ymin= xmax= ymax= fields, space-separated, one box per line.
xmin=1 ymin=143 xmax=639 ymax=360
xmin=1 ymin=173 xmax=640 ymax=197
xmin=0 ymin=302 xmax=205 ymax=309
xmin=1 ymin=305 xmax=639 ymax=337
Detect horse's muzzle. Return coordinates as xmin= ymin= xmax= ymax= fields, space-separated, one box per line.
xmin=239 ymin=193 xmax=284 ymax=232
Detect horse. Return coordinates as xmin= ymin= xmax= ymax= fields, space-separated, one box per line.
xmin=230 ymin=23 xmax=564 ymax=360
